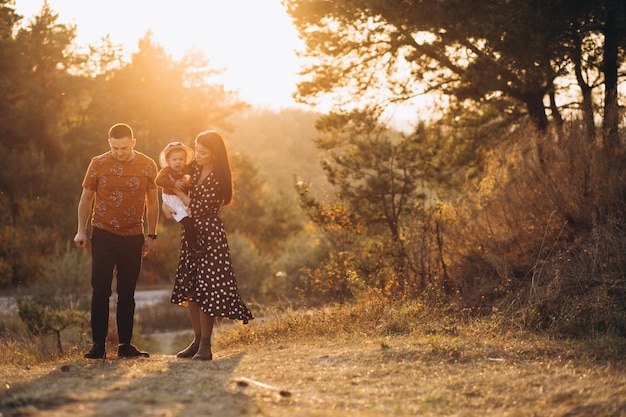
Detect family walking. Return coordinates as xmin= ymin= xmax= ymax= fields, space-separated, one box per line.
xmin=74 ymin=123 xmax=253 ymax=360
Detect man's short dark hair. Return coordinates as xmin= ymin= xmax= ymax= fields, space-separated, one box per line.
xmin=109 ymin=123 xmax=134 ymax=140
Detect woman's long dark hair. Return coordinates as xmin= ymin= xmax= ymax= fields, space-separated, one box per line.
xmin=195 ymin=130 xmax=233 ymax=206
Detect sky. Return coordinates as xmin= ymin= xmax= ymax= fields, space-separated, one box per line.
xmin=14 ymin=0 xmax=306 ymax=109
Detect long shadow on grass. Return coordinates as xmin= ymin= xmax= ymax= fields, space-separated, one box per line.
xmin=126 ymin=352 xmax=253 ymax=416
xmin=0 ymin=353 xmax=251 ymax=417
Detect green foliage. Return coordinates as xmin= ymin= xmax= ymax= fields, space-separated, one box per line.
xmin=86 ymin=33 xmax=247 ymax=160
xmin=298 ymin=92 xmax=625 ymax=337
xmin=298 ymin=250 xmax=372 ymax=304
xmin=29 ymin=243 xmax=91 ymax=310
xmin=1 ymin=0 xmax=623 ymax=342
xmin=227 ymin=232 xmax=273 ymax=298
xmin=270 ymin=226 xmax=331 ymax=299
xmin=16 ymin=298 xmax=85 ymax=354
xmin=297 ymin=109 xmax=448 ymax=302
xmin=285 ymin=0 xmax=625 ymax=136
xmin=0 ymin=145 xmax=84 ymax=287
xmin=314 ymin=109 xmax=427 ymax=239
xmin=224 ymin=151 xmax=306 ymax=256
xmin=216 ymin=109 xmax=331 ymax=299
xmin=140 ymin=218 xmax=184 ymax=284
xmin=0 ymin=4 xmax=328 ymax=303
xmin=12 ymin=2 xmax=77 ymax=162
xmin=12 ymin=243 xmax=91 ymax=353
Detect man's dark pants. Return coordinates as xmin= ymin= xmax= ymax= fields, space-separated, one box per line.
xmin=90 ymin=227 xmax=144 ymax=345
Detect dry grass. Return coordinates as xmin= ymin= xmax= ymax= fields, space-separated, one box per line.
xmin=1 ymin=298 xmax=625 ymax=416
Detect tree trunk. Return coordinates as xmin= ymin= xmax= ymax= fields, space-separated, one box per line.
xmin=572 ymin=30 xmax=596 ymax=141
xmin=525 ymin=91 xmax=549 ymax=132
xmin=549 ymin=89 xmax=563 ymax=129
xmin=56 ymin=330 xmax=63 ymax=354
xmin=602 ymin=0 xmax=620 ymax=153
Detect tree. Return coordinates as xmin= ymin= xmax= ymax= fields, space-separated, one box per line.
xmin=0 ymin=0 xmax=22 ymax=144
xmin=0 ymin=144 xmax=60 ymax=286
xmin=315 ymin=110 xmax=424 ymax=242
xmin=15 ymin=242 xmax=91 ymax=354
xmin=285 ymin=0 xmax=625 ymax=135
xmin=599 ymin=0 xmax=625 ymax=151
xmin=557 ymin=0 xmax=626 ymax=148
xmin=0 ymin=2 xmax=253 ymax=291
xmin=14 ymin=2 xmax=77 ymax=161
xmin=297 ymin=109 xmax=433 ymax=297
xmin=17 ymin=298 xmax=84 ymax=354
xmin=87 ymin=34 xmax=247 ymax=157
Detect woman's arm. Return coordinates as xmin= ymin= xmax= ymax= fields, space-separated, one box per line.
xmin=173 ymin=188 xmax=191 ymax=206
xmin=162 ymin=201 xmax=175 ymax=219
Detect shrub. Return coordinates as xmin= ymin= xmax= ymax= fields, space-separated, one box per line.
xmin=447 ymin=123 xmax=626 ymax=336
xmin=16 ymin=298 xmax=85 ymax=353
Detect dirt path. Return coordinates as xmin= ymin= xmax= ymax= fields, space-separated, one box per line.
xmin=1 ymin=335 xmax=625 ymax=417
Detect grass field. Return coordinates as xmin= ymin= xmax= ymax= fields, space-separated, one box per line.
xmin=1 ymin=301 xmax=625 ymax=416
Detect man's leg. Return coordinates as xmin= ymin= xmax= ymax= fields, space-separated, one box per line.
xmin=86 ymin=228 xmax=116 ymax=358
xmin=115 ymin=234 xmax=144 ymax=345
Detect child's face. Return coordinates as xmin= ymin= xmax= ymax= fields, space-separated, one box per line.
xmin=167 ymin=150 xmax=187 ymax=172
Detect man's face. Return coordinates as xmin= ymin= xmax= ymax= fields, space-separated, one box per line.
xmin=108 ymin=136 xmax=136 ymax=162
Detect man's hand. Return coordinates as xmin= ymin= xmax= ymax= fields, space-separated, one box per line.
xmin=74 ymin=232 xmax=88 ymax=248
xmin=143 ymin=236 xmax=156 ymax=257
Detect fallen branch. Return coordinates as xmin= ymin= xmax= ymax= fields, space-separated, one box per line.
xmin=234 ymin=377 xmax=292 ymax=397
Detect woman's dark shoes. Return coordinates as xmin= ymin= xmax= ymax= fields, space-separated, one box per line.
xmin=176 ymin=338 xmax=200 ymax=358
xmin=192 ymin=351 xmax=213 ymax=361
xmin=192 ymin=338 xmax=212 ymax=361
xmin=117 ymin=343 xmax=150 ymax=358
xmin=84 ymin=343 xmax=106 ymax=359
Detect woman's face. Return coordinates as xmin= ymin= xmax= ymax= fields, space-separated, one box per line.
xmin=194 ymin=142 xmax=214 ymax=167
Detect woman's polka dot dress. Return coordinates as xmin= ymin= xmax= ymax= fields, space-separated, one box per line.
xmin=171 ymin=164 xmax=253 ymax=323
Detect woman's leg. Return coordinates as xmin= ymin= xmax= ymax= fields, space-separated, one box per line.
xmin=176 ymin=299 xmax=202 ymax=358
xmin=193 ymin=310 xmax=214 ymax=360
xmin=188 ymin=300 xmax=202 ymax=334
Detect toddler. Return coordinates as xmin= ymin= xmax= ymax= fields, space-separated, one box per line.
xmin=156 ymin=141 xmax=199 ymax=251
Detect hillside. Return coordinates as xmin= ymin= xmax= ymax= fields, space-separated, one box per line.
xmin=1 ymin=329 xmax=625 ymax=416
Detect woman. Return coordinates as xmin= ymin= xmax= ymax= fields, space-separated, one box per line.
xmin=165 ymin=130 xmax=253 ymax=360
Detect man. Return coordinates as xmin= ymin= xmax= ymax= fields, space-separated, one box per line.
xmin=74 ymin=123 xmax=159 ymax=359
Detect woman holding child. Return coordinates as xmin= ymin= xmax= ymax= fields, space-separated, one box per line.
xmin=159 ymin=131 xmax=253 ymax=361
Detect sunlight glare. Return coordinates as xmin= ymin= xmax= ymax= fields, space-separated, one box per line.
xmin=15 ymin=0 xmax=305 ymax=109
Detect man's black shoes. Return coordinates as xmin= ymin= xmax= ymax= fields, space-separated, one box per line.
xmin=84 ymin=343 xmax=106 ymax=359
xmin=84 ymin=343 xmax=149 ymax=359
xmin=118 ymin=343 xmax=150 ymax=358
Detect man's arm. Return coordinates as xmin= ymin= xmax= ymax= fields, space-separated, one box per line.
xmin=143 ymin=187 xmax=159 ymax=256
xmin=74 ymin=188 xmax=95 ymax=248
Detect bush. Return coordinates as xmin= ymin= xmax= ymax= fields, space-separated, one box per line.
xmin=447 ymin=123 xmax=626 ymax=336
xmin=16 ymin=298 xmax=85 ymax=353
xmin=29 ymin=242 xmax=92 ymax=310
xmin=13 ymin=243 xmax=92 ymax=354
